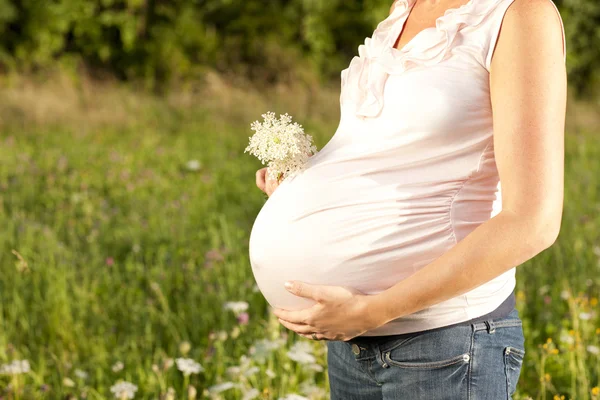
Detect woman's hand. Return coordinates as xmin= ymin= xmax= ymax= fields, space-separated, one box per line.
xmin=255 ymin=167 xmax=281 ymax=197
xmin=272 ymin=281 xmax=385 ymax=341
xmin=255 ymin=152 xmax=315 ymax=197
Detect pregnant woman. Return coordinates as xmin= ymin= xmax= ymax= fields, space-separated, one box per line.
xmin=250 ymin=0 xmax=566 ymax=398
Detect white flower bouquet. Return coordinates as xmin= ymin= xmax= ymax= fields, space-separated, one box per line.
xmin=244 ymin=111 xmax=318 ymax=182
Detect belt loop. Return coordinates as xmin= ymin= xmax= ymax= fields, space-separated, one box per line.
xmin=485 ymin=320 xmax=496 ymax=334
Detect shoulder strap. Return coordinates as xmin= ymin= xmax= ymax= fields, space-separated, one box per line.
xmin=484 ymin=0 xmax=566 ymax=72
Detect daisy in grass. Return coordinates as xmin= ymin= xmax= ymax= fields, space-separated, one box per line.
xmin=245 ymin=112 xmax=318 ymax=182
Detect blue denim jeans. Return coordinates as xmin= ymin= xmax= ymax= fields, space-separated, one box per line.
xmin=327 ymin=307 xmax=525 ymax=399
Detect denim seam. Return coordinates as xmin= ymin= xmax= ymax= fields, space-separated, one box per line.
xmin=365 ymin=358 xmax=382 ymax=386
xmin=468 ymin=326 xmax=475 ymax=400
xmin=383 ymin=351 xmax=468 ymax=369
xmin=503 ymin=350 xmax=510 ymax=400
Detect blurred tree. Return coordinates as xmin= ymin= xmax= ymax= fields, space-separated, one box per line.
xmin=555 ymin=0 xmax=600 ymax=97
xmin=0 ymin=0 xmax=597 ymax=96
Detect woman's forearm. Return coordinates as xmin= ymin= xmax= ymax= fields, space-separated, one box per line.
xmin=366 ymin=209 xmax=559 ymax=327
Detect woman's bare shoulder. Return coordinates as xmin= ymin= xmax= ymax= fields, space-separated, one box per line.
xmin=500 ymin=0 xmax=565 ymax=59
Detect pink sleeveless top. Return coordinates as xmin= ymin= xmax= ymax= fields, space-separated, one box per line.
xmin=249 ymin=0 xmax=566 ymax=335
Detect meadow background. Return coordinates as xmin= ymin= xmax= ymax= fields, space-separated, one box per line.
xmin=0 ymin=0 xmax=599 ymax=399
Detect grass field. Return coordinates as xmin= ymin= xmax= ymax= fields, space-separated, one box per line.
xmin=0 ymin=72 xmax=598 ymax=400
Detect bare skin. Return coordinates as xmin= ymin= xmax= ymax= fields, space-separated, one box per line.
xmin=272 ymin=0 xmax=566 ymax=341
xmin=255 ymin=167 xmax=281 ymax=197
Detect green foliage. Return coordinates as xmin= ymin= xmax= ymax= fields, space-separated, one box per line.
xmin=0 ymin=0 xmax=599 ymax=94
xmin=556 ymin=0 xmax=600 ymax=97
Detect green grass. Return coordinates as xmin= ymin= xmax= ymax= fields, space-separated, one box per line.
xmin=0 ymin=75 xmax=598 ymax=400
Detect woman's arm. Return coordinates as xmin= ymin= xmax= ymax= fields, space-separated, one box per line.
xmin=365 ymin=0 xmax=567 ymax=327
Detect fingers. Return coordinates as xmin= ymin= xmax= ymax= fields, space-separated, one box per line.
xmin=256 ymin=168 xmax=267 ymax=192
xmin=256 ymin=167 xmax=282 ymax=197
xmin=272 ymin=307 xmax=312 ymax=325
xmin=265 ymin=175 xmax=276 ymax=196
xmin=264 ymin=170 xmax=281 ymax=197
xmin=277 ymin=318 xmax=314 ymax=333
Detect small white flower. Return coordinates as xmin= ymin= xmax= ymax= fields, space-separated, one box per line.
xmin=112 ymin=361 xmax=124 ymax=372
xmin=0 ymin=360 xmax=30 ymax=375
xmin=223 ymin=301 xmax=249 ymax=315
xmin=242 ymin=388 xmax=260 ymax=400
xmin=559 ymin=330 xmax=574 ymax=345
xmin=278 ymin=394 xmax=310 ymax=400
xmin=287 ymin=342 xmax=316 ymax=364
xmin=593 ymin=245 xmax=600 ymax=257
xmin=217 ymin=330 xmax=228 ymax=341
xmin=110 ymin=381 xmax=138 ymax=399
xmin=175 ymin=357 xmax=204 ymax=376
xmin=63 ymin=377 xmax=76 ymax=387
xmin=560 ymin=290 xmax=570 ymax=300
xmin=587 ymin=345 xmax=600 ymax=355
xmin=306 ymin=363 xmax=324 ymax=372
xmin=185 ymin=160 xmax=202 ymax=171
xmin=299 ymin=381 xmax=327 ymax=398
xmin=208 ymin=382 xmax=237 ymax=393
xmin=249 ymin=338 xmax=286 ymax=363
xmin=74 ymin=369 xmax=88 ymax=379
xmin=579 ymin=312 xmax=592 ymax=320
xmin=265 ymin=368 xmax=276 ymax=378
xmin=226 ymin=355 xmax=258 ymax=378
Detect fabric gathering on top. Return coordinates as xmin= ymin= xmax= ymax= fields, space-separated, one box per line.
xmin=248 ymin=0 xmax=566 ymax=336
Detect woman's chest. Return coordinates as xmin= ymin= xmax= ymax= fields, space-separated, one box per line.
xmin=379 ymin=60 xmax=492 ymax=133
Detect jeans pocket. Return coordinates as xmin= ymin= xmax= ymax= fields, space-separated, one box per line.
xmin=504 ymin=346 xmax=525 ymax=399
xmin=384 ymin=350 xmax=471 ymax=369
xmin=381 ymin=325 xmax=472 ymax=370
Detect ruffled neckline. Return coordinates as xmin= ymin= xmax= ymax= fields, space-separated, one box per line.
xmin=340 ymin=0 xmax=504 ymax=119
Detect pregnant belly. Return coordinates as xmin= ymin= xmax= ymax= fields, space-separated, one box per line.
xmin=248 ymin=162 xmax=458 ymax=311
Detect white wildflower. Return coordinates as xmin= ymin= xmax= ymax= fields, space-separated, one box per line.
xmin=226 ymin=355 xmax=258 ymax=378
xmin=287 ymin=341 xmax=316 ymax=364
xmin=208 ymin=382 xmax=237 ymax=393
xmin=63 ymin=377 xmax=76 ymax=387
xmin=299 ymin=381 xmax=327 ymax=398
xmin=112 ymin=361 xmax=124 ymax=372
xmin=306 ymin=363 xmax=324 ymax=372
xmin=579 ymin=312 xmax=592 ymax=320
xmin=223 ymin=301 xmax=249 ymax=315
xmin=0 ymin=360 xmax=30 ymax=375
xmin=242 ymin=388 xmax=260 ymax=400
xmin=74 ymin=369 xmax=88 ymax=379
xmin=244 ymin=111 xmax=318 ymax=181
xmin=593 ymin=245 xmax=600 ymax=257
xmin=110 ymin=381 xmax=138 ymax=399
xmin=560 ymin=290 xmax=570 ymax=300
xmin=265 ymin=368 xmax=276 ymax=378
xmin=587 ymin=345 xmax=599 ymax=355
xmin=559 ymin=330 xmax=574 ymax=345
xmin=175 ymin=357 xmax=204 ymax=376
xmin=185 ymin=160 xmax=202 ymax=171
xmin=249 ymin=338 xmax=286 ymax=363
xmin=278 ymin=394 xmax=310 ymax=400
